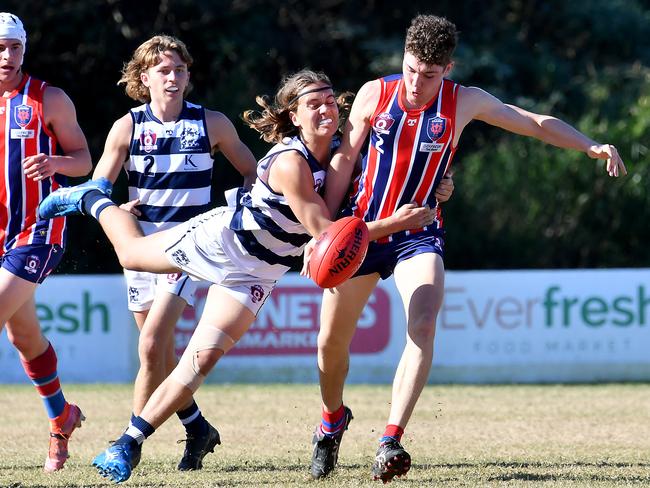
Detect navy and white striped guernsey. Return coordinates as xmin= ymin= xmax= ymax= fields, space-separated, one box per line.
xmin=127 ymin=101 xmax=214 ymax=234
xmin=224 ymin=136 xmax=327 ymax=278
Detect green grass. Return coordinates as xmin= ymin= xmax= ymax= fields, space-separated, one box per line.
xmin=1 ymin=384 xmax=650 ymax=487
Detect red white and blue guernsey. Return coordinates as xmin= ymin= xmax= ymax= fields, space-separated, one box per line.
xmin=0 ymin=74 xmax=66 ymax=254
xmin=345 ymin=74 xmax=459 ymax=242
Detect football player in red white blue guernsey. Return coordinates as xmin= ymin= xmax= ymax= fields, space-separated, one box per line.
xmin=313 ymin=14 xmax=627 ymax=483
xmin=0 ymin=12 xmax=91 ymax=473
xmin=90 ymin=35 xmax=257 ymax=472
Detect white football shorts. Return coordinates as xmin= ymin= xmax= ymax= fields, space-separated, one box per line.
xmin=123 ymin=268 xmax=198 ymax=312
xmin=163 ymin=207 xmax=276 ymax=315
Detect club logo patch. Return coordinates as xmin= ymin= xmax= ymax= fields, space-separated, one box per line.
xmin=250 ymin=284 xmax=265 ymax=304
xmin=139 ymin=129 xmax=158 ymax=153
xmin=372 ymin=112 xmax=395 ymax=134
xmin=14 ymin=104 xmax=32 ymax=128
xmin=24 ymin=255 xmax=40 ymax=274
xmin=426 ymin=116 xmax=447 ymax=141
xmin=179 ymin=123 xmax=201 ymax=151
xmin=420 ymin=116 xmax=448 ymax=153
xmin=171 ymin=249 xmax=190 ymax=267
xmin=128 ymin=286 xmax=140 ymax=303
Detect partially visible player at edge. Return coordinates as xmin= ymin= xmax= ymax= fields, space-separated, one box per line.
xmin=38 ymin=69 xmax=444 ymax=483
xmin=309 ymin=14 xmax=627 ymax=483
xmin=0 ymin=12 xmax=91 ymax=472
xmin=91 ymin=35 xmax=256 ymax=471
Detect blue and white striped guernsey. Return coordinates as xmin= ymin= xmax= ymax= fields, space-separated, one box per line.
xmin=127 ymin=101 xmax=214 ymax=234
xmin=221 ymin=136 xmax=327 ymax=280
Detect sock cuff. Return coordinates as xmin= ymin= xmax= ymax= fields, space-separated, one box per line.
xmin=382 ymin=424 xmax=404 ymax=442
xmin=131 ymin=415 xmax=155 ymax=438
xmin=21 ymin=343 xmax=56 ymax=379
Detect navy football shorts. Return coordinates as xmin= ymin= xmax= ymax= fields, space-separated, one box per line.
xmin=354 ymin=230 xmax=445 ymax=280
xmin=0 ymin=244 xmax=64 ymax=283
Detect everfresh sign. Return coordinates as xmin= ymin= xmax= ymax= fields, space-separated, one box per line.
xmin=0 ymin=275 xmax=135 ymax=383
xmin=435 ymin=269 xmax=650 ymax=382
xmin=543 ymin=285 xmax=650 ymax=327
xmin=37 ymin=291 xmax=110 ymax=334
xmin=441 ymin=281 xmax=650 ymax=331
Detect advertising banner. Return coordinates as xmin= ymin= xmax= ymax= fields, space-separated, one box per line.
xmin=435 ymin=269 xmax=650 ymax=382
xmin=1 ymin=270 xmax=649 ymax=384
xmin=0 ymin=275 xmax=136 ymax=383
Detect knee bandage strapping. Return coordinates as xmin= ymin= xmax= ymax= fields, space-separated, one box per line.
xmin=170 ymin=326 xmax=236 ymax=392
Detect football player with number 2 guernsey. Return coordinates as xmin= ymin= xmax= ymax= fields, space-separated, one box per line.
xmin=313 ymin=14 xmax=627 ymax=483
xmin=0 ymin=12 xmax=92 ymax=473
xmin=89 ymin=35 xmax=257 ymax=472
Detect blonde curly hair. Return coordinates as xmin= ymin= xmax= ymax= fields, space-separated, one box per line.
xmin=118 ymin=35 xmax=193 ymax=103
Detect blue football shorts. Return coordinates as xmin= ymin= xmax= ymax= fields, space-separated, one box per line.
xmin=0 ymin=243 xmax=64 ymax=283
xmin=354 ymin=230 xmax=445 ymax=280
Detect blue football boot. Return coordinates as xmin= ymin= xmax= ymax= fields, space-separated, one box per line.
xmin=38 ymin=177 xmax=113 ymax=219
xmin=92 ymin=442 xmax=136 ymax=483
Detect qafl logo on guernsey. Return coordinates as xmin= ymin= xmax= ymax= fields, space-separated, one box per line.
xmin=372 ymin=112 xmax=395 ymax=155
xmin=139 ymin=129 xmax=158 ymax=153
xmin=14 ymin=104 xmax=33 ymax=128
xmin=420 ymin=116 xmax=448 ymax=153
xmin=372 ymin=112 xmax=395 ymax=134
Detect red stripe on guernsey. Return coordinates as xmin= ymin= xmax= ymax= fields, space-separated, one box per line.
xmin=0 ymin=75 xmax=65 ymax=253
xmin=409 ymin=81 xmax=459 ymax=232
xmin=15 ymin=80 xmax=41 ymax=247
xmin=352 ymin=75 xmax=460 ymax=241
xmin=0 ymin=96 xmax=9 ymax=249
xmin=377 ymin=107 xmax=421 ymax=221
xmin=352 ymin=78 xmax=400 ymax=220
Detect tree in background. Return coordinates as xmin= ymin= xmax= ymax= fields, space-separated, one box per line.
xmin=5 ymin=0 xmax=649 ymax=271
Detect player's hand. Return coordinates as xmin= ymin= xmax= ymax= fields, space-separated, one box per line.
xmin=435 ymin=171 xmax=455 ymax=203
xmin=588 ymin=144 xmax=627 ymax=177
xmin=392 ymin=202 xmax=436 ymax=231
xmin=300 ymin=237 xmax=317 ymax=278
xmin=119 ymin=199 xmax=142 ymax=217
xmin=23 ymin=153 xmax=57 ymax=181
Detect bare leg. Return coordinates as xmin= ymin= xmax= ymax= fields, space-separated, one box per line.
xmin=138 ymin=285 xmax=256 ymax=429
xmin=1 ymin=270 xmax=83 ymax=472
xmin=0 ymin=270 xmax=43 ymax=355
xmin=318 ymin=273 xmax=379 ymax=411
xmin=94 ymin=206 xmax=179 ymax=273
xmin=132 ymin=293 xmax=189 ymax=415
xmin=388 ymin=252 xmax=445 ymax=428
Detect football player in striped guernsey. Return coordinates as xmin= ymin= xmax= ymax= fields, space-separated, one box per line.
xmin=39 ymin=69 xmax=441 ymax=483
xmin=315 ymin=14 xmax=627 ymax=483
xmin=0 ymin=12 xmax=91 ymax=472
xmin=90 ymin=35 xmax=257 ymax=471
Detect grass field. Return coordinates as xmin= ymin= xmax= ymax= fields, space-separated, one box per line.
xmin=1 ymin=383 xmax=650 ymax=487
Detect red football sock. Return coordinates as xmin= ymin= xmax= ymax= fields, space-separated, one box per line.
xmin=382 ymin=424 xmax=404 ymax=442
xmin=320 ymin=404 xmax=345 ymax=435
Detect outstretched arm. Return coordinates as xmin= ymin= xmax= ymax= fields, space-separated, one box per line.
xmin=459 ymin=86 xmax=627 ymax=177
xmin=24 ymin=86 xmax=91 ymax=181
